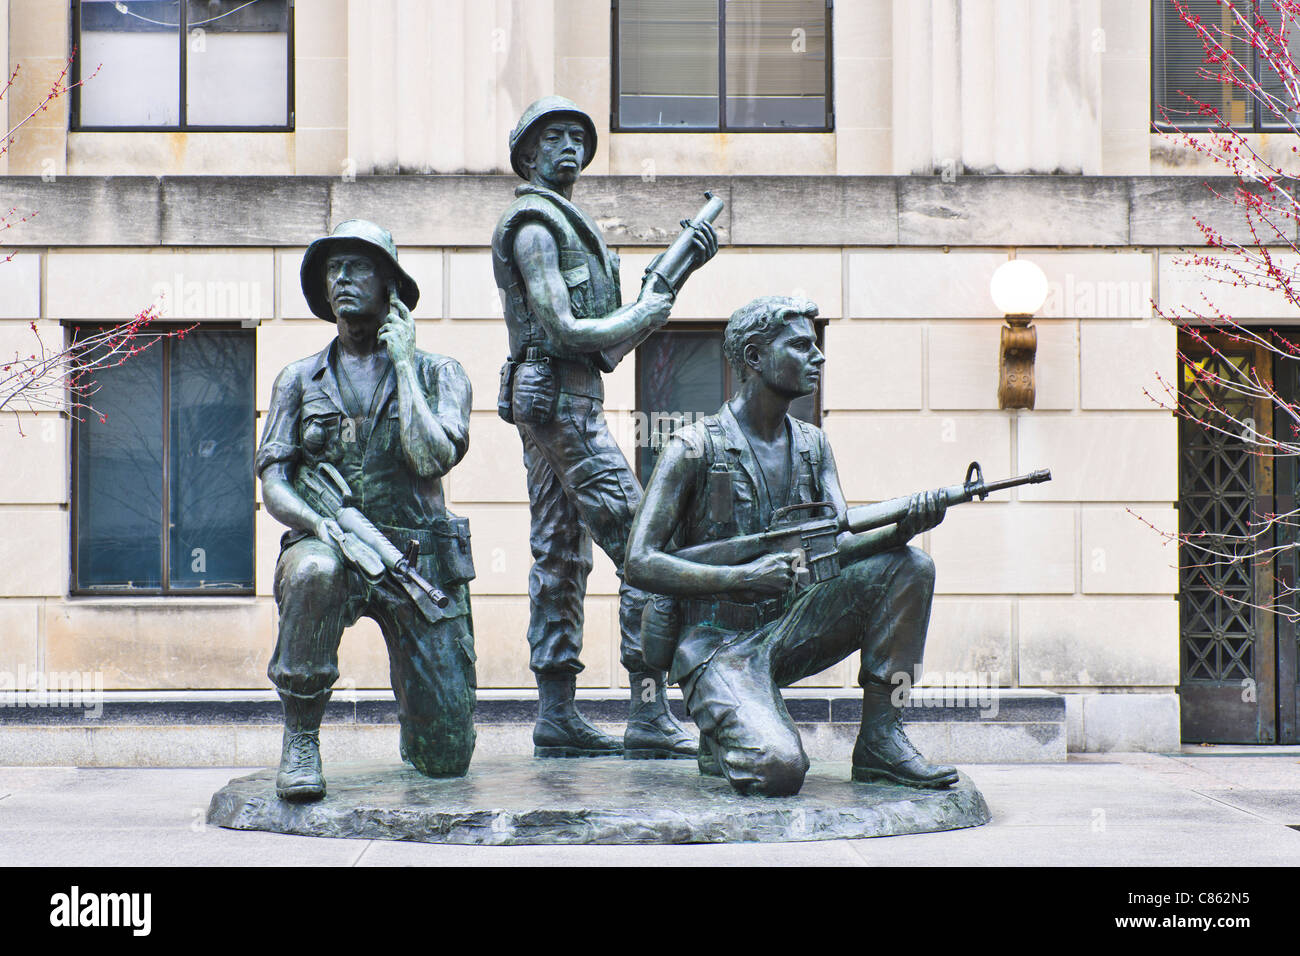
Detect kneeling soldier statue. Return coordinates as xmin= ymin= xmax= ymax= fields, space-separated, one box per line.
xmin=257 ymin=220 xmax=478 ymax=801
xmin=626 ymin=296 xmax=960 ymax=797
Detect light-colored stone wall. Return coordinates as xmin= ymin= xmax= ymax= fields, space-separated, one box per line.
xmin=0 ymin=1 xmax=1238 ymax=177
xmin=5 ymin=0 xmax=68 ymax=177
xmin=1099 ymin=0 xmax=1151 ymax=174
xmin=0 ymin=0 xmax=7 ymax=176
xmin=0 ymin=237 xmax=1182 ymax=704
xmin=893 ymin=0 xmax=1104 ymax=176
xmin=0 ymin=0 xmax=1234 ymax=753
xmin=3 ymin=0 xmax=346 ymax=176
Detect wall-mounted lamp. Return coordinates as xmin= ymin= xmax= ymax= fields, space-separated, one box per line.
xmin=990 ymin=259 xmax=1049 ymax=410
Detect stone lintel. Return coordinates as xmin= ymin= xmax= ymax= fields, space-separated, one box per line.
xmin=0 ymin=175 xmax=1277 ymax=248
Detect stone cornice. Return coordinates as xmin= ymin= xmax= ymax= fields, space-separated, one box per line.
xmin=0 ymin=175 xmax=1280 ymax=248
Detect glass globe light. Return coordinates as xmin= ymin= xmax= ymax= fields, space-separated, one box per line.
xmin=990 ymin=259 xmax=1049 ymax=316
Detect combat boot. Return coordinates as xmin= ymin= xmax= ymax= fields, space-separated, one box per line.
xmin=697 ymin=732 xmax=724 ymax=778
xmin=276 ymin=691 xmax=330 ymax=802
xmin=533 ymin=674 xmax=624 ymax=757
xmin=851 ymin=680 xmax=959 ymax=789
xmin=624 ymin=671 xmax=699 ymax=759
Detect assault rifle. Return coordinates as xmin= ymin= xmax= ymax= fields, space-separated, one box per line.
xmin=672 ymin=462 xmax=1053 ymax=585
xmin=298 ymin=462 xmax=450 ymax=621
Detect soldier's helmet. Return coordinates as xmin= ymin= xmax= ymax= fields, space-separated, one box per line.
xmin=300 ymin=219 xmax=420 ymax=323
xmin=508 ymin=95 xmax=598 ymax=181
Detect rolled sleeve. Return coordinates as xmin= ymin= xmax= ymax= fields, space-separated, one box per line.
xmin=255 ymin=366 xmax=303 ymax=477
xmin=426 ymin=357 xmax=473 ymax=467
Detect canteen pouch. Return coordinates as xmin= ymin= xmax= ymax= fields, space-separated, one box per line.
xmin=437 ymin=514 xmax=476 ymax=586
xmin=641 ymin=595 xmax=681 ymax=672
xmin=496 ymin=359 xmax=518 ymax=424
xmin=511 ymin=356 xmax=557 ymax=426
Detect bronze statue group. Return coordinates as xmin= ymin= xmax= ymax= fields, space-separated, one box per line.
xmin=258 ymin=96 xmax=959 ymax=802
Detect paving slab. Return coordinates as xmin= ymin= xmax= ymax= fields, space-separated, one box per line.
xmin=1193 ymin=789 xmax=1300 ymax=825
xmin=845 ymin=821 xmax=1300 ymax=867
xmin=1 ymin=754 xmax=1297 ymax=866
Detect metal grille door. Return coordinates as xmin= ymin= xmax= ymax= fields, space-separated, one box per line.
xmin=1178 ymin=333 xmax=1286 ymax=742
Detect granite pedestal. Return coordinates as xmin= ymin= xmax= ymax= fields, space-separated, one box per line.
xmin=206 ymin=756 xmax=991 ymax=845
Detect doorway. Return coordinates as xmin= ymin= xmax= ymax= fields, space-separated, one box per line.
xmin=1178 ymin=329 xmax=1299 ymax=742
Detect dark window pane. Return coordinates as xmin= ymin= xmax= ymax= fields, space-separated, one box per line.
xmin=1255 ymin=3 xmax=1300 ymax=129
xmin=619 ymin=93 xmax=720 ymax=128
xmin=185 ymin=0 xmax=290 ymax=126
xmin=636 ymin=323 xmax=824 ymax=481
xmin=79 ymin=0 xmax=182 ymax=126
xmin=168 ymin=330 xmax=255 ymax=589
xmin=75 ymin=332 xmax=166 ymax=589
xmin=1153 ymin=0 xmax=1253 ymax=127
xmin=619 ymin=0 xmax=720 ymax=128
xmin=638 ymin=330 xmax=727 ymax=483
xmin=725 ymin=0 xmax=827 ymax=128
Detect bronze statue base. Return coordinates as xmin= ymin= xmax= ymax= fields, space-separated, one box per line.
xmin=206 ymin=756 xmax=990 ymax=845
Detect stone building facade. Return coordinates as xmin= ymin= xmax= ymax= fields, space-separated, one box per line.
xmin=1 ymin=1 xmax=1292 ymax=761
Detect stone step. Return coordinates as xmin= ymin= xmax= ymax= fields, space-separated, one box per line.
xmin=0 ymin=689 xmax=1065 ymax=766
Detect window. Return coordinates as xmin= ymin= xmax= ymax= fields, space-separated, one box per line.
xmin=71 ymin=0 xmax=293 ymax=130
xmin=1152 ymin=0 xmax=1300 ymax=130
xmin=614 ymin=0 xmax=832 ymax=131
xmin=635 ymin=324 xmax=822 ymax=483
xmin=72 ymin=327 xmax=256 ymax=594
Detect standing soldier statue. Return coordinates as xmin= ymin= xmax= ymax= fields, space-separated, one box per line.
xmin=492 ymin=96 xmax=719 ymax=758
xmin=258 ymin=220 xmax=478 ymax=801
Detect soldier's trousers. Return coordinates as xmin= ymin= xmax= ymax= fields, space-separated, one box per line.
xmin=679 ymin=547 xmax=935 ymax=796
xmin=516 ymin=392 xmax=651 ymax=676
xmin=268 ymin=537 xmax=477 ymax=777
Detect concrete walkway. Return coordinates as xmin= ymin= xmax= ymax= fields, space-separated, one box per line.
xmin=1 ymin=749 xmax=1297 ymax=866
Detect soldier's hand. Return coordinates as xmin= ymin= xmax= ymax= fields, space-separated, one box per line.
xmin=379 ymin=289 xmax=416 ymax=367
xmin=690 ymin=220 xmax=719 ymax=266
xmin=637 ymin=285 xmax=675 ymax=325
xmin=897 ymin=491 xmax=947 ymax=542
xmin=314 ymin=517 xmax=343 ymax=546
xmin=736 ymin=550 xmax=799 ymax=596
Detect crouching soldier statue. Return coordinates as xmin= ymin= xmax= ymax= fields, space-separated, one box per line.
xmin=257 ymin=220 xmax=478 ymax=801
xmin=625 ymin=296 xmax=960 ymax=797
xmin=492 ymin=96 xmax=718 ymax=758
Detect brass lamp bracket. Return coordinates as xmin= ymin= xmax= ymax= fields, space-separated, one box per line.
xmin=998 ymin=314 xmax=1036 ymax=410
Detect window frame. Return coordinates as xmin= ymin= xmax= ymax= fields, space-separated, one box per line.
xmin=69 ymin=0 xmax=296 ymax=133
xmin=633 ymin=320 xmax=824 ymax=483
xmin=1150 ymin=0 xmax=1294 ymax=133
xmin=610 ymin=0 xmax=835 ymax=134
xmin=69 ymin=322 xmax=258 ymax=597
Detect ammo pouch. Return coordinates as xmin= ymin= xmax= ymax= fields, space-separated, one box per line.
xmin=640 ymin=595 xmax=681 ymax=672
xmin=496 ymin=359 xmax=518 ymax=424
xmin=380 ymin=514 xmax=476 ymax=586
xmin=511 ymin=353 xmax=558 ymax=426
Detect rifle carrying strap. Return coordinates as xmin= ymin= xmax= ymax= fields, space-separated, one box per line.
xmin=700 ymin=417 xmax=734 ymax=526
xmin=792 ymin=418 xmax=824 ymax=500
